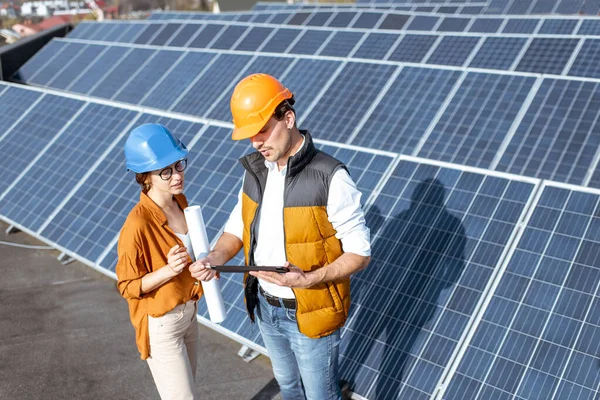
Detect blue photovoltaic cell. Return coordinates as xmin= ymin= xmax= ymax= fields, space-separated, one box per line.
xmin=66 ymin=46 xmax=130 ymax=95
xmin=207 ymin=56 xmax=292 ymax=122
xmin=114 ymin=50 xmax=186 ymax=105
xmin=93 ymin=24 xmax=121 ymax=42
xmin=426 ymin=36 xmax=480 ymax=67
xmin=438 ymin=6 xmax=459 ymax=13
xmin=270 ymin=12 xmax=291 ymax=24
xmin=237 ymin=14 xmax=252 ymax=22
xmin=288 ymin=30 xmax=332 ymax=55
xmin=437 ymin=17 xmax=470 ymax=32
xmin=341 ymin=159 xmax=535 ymax=400
xmin=66 ymin=22 xmax=93 ymax=39
xmin=516 ymin=38 xmax=579 ymax=76
xmin=280 ymin=58 xmax=341 ymax=119
xmin=168 ymin=24 xmax=204 ymax=47
xmin=462 ymin=6 xmax=484 ymax=14
xmin=172 ymin=53 xmax=252 ymax=117
xmin=302 ymin=62 xmax=396 ymax=143
xmin=0 ymin=94 xmax=85 ymax=197
xmin=47 ymin=44 xmax=105 ymax=90
xmin=328 ymin=11 xmax=357 ymax=28
xmin=89 ymin=48 xmax=155 ymax=100
xmin=141 ymin=51 xmax=216 ymax=111
xmin=12 ymin=40 xmax=68 ymax=83
xmin=47 ymin=115 xmax=203 ymax=269
xmin=497 ymin=79 xmax=600 ymax=186
xmin=0 ymin=86 xmax=42 ymax=134
xmin=234 ymin=26 xmax=274 ymax=51
xmin=581 ymin=0 xmax=600 ymax=14
xmin=378 ymin=14 xmax=410 ymax=30
xmin=531 ymin=0 xmax=558 ymax=13
xmin=210 ymin=25 xmax=248 ymax=50
xmin=251 ymin=13 xmax=272 ymax=23
xmin=149 ymin=23 xmax=182 ymax=46
xmin=557 ymin=0 xmax=586 ymax=14
xmin=568 ymin=39 xmax=600 ymax=79
xmin=188 ymin=24 xmax=224 ymax=48
xmin=133 ymin=23 xmax=163 ymax=44
xmin=577 ymin=19 xmax=600 ymax=35
xmin=351 ymin=67 xmax=461 ymax=155
xmin=469 ymin=18 xmax=502 ymax=33
xmin=419 ymin=72 xmax=535 ymax=169
xmin=103 ymin=23 xmax=133 ymax=42
xmin=115 ymin=23 xmax=146 ymax=43
xmin=468 ymin=37 xmax=527 ymax=70
xmin=503 ymin=19 xmax=540 ymax=34
xmin=507 ymin=1 xmax=533 ymax=14
xmin=29 ymin=41 xmax=87 ymax=86
xmin=319 ymin=31 xmax=364 ymax=57
xmin=538 ymin=19 xmax=578 ymax=34
xmin=407 ymin=15 xmax=439 ymax=31
xmin=305 ymin=11 xmax=333 ymax=26
xmin=74 ymin=22 xmax=104 ymax=40
xmin=261 ymin=28 xmax=300 ymax=53
xmin=0 ymin=104 xmax=137 ymax=232
xmin=351 ymin=12 xmax=383 ymax=29
xmin=443 ymin=185 xmax=600 ymax=400
xmin=388 ymin=34 xmax=438 ymax=63
xmin=286 ymin=12 xmax=310 ymax=25
xmin=353 ymin=32 xmax=398 ymax=60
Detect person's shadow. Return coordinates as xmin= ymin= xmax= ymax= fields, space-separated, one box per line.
xmin=341 ymin=178 xmax=467 ymax=400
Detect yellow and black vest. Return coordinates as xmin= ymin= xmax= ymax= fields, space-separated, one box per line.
xmin=240 ymin=131 xmax=351 ymax=338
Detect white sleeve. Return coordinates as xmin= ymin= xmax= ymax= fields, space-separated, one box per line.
xmin=223 ymin=182 xmax=244 ymax=242
xmin=327 ymin=169 xmax=371 ymax=257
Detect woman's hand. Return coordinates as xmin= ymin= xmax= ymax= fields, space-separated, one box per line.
xmin=166 ymin=245 xmax=189 ymax=276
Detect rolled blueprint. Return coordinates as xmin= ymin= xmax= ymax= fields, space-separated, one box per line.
xmin=184 ymin=205 xmax=227 ymax=323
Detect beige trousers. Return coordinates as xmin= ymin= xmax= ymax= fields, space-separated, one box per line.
xmin=147 ymin=300 xmax=199 ymax=400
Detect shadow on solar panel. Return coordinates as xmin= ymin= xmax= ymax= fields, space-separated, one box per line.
xmin=342 ymin=178 xmax=466 ymax=399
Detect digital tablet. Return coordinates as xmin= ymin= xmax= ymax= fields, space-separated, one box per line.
xmin=209 ymin=265 xmax=290 ymax=273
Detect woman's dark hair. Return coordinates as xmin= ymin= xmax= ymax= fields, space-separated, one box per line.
xmin=273 ymin=95 xmax=296 ymax=123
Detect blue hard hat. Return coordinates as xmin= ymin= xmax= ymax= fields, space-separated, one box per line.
xmin=124 ymin=123 xmax=189 ymax=173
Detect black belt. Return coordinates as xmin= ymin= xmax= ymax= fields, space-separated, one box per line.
xmin=259 ymin=286 xmax=296 ymax=309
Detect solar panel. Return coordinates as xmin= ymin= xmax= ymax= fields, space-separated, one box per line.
xmin=341 ymin=157 xmax=536 ymax=400
xmin=353 ymin=32 xmax=399 ymax=60
xmin=89 ymin=48 xmax=156 ymax=100
xmin=441 ymin=182 xmax=600 ymax=400
xmin=124 ymin=51 xmax=206 ymax=110
xmin=496 ymin=78 xmax=600 ymax=186
xmin=301 ymin=62 xmax=397 ymax=143
xmin=388 ymin=34 xmax=439 ymax=63
xmin=234 ymin=26 xmax=274 ymax=51
xmin=46 ymin=44 xmax=106 ymax=90
xmin=418 ymin=72 xmax=536 ymax=169
xmin=12 ymin=40 xmax=69 ymax=83
xmin=349 ymin=66 xmax=462 ymax=155
xmin=0 ymin=94 xmax=85 ymax=196
xmin=288 ymin=29 xmax=332 ymax=55
xmin=318 ymin=31 xmax=365 ymax=57
xmin=171 ymin=53 xmax=253 ymax=117
xmin=113 ymin=49 xmax=186 ymax=105
xmin=0 ymin=104 xmax=137 ymax=232
xmin=0 ymin=86 xmax=42 ymax=136
xmin=538 ymin=19 xmax=579 ymax=35
xmin=64 ymin=46 xmax=130 ymax=95
xmin=515 ymin=38 xmax=580 ymax=75
xmin=468 ymin=37 xmax=527 ymax=70
xmin=425 ymin=36 xmax=480 ymax=66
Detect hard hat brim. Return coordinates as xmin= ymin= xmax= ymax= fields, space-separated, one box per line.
xmin=231 ymin=120 xmax=266 ymax=141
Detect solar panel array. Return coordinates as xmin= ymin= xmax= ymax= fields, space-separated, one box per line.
xmin=3 ymin=2 xmax=600 ymax=400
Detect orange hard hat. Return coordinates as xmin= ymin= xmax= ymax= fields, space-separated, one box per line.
xmin=230 ymin=73 xmax=293 ymax=140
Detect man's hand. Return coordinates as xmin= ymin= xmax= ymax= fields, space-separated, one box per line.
xmin=250 ymin=262 xmax=316 ymax=288
xmin=166 ymin=245 xmax=189 ymax=276
xmin=189 ymin=255 xmax=220 ymax=282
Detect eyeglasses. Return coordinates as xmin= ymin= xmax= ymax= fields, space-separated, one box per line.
xmin=157 ymin=159 xmax=187 ymax=181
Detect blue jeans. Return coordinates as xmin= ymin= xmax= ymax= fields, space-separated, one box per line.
xmin=256 ymin=291 xmax=342 ymax=400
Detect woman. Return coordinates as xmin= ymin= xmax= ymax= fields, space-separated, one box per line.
xmin=116 ymin=123 xmax=216 ymax=400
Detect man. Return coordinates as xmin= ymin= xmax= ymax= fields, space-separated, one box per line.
xmin=190 ymin=73 xmax=371 ymax=400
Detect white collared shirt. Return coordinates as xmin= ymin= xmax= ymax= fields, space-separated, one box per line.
xmin=224 ymin=140 xmax=371 ymax=298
